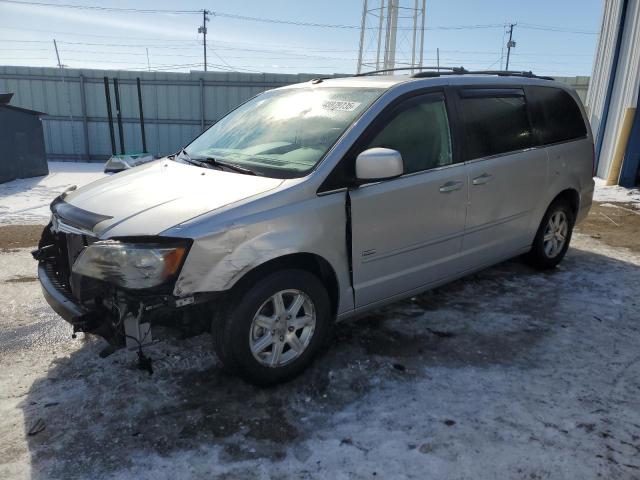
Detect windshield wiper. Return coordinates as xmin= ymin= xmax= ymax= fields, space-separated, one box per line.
xmin=198 ymin=156 xmax=261 ymax=176
xmin=174 ymin=149 xmax=213 ymax=169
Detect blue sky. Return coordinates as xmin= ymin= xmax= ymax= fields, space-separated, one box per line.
xmin=0 ymin=0 xmax=602 ymax=76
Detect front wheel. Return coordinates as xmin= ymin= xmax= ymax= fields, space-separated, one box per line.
xmin=525 ymin=199 xmax=575 ymax=270
xmin=212 ymin=269 xmax=332 ymax=386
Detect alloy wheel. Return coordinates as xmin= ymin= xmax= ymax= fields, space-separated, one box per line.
xmin=249 ymin=289 xmax=316 ymax=367
xmin=543 ymin=210 xmax=568 ymax=258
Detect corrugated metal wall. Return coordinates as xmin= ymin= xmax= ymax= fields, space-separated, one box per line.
xmin=586 ymin=0 xmax=640 ymax=178
xmin=554 ymin=76 xmax=590 ymax=104
xmin=0 ymin=66 xmax=591 ymax=162
xmin=0 ymin=107 xmax=48 ymax=183
xmin=0 ymin=66 xmax=325 ymax=161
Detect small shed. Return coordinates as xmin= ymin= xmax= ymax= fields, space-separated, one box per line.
xmin=0 ymin=93 xmax=48 ymax=183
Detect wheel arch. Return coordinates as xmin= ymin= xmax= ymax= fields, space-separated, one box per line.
xmin=528 ymin=187 xmax=581 ymax=244
xmin=230 ymin=252 xmax=341 ymax=316
xmin=551 ymin=188 xmax=580 ymax=217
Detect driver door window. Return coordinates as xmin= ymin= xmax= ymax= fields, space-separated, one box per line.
xmin=364 ymin=94 xmax=452 ymax=174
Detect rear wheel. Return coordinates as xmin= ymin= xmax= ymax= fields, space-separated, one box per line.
xmin=212 ymin=269 xmax=332 ymax=385
xmin=525 ymin=199 xmax=575 ymax=270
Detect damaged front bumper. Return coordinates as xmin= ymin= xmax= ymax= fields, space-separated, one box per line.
xmin=33 ymin=221 xmax=216 ymax=347
xmin=37 ymin=260 xmax=101 ymax=330
xmin=37 ymin=252 xmax=216 ymax=346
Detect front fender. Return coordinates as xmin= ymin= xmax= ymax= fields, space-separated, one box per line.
xmin=172 ymin=192 xmax=353 ymax=313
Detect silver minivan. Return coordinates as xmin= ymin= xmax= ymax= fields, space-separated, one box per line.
xmin=34 ymin=70 xmax=594 ymax=384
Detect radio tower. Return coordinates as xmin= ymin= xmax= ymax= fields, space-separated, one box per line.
xmin=357 ymin=0 xmax=427 ymax=73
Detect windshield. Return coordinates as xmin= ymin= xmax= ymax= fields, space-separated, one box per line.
xmin=183 ymin=86 xmax=384 ymax=178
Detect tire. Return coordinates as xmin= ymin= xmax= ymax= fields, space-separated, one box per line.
xmin=525 ymin=199 xmax=575 ymax=270
xmin=211 ymin=269 xmax=332 ymax=386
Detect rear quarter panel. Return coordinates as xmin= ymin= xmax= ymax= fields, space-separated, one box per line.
xmin=527 ymin=85 xmax=595 ymax=238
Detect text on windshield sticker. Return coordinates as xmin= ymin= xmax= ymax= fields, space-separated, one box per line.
xmin=322 ymin=100 xmax=361 ymax=112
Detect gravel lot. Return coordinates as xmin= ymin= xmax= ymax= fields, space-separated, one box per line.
xmin=0 ymin=168 xmax=639 ymax=479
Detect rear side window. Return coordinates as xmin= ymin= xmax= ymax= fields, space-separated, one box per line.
xmin=459 ymin=89 xmax=533 ymax=160
xmin=527 ymin=86 xmax=587 ymax=145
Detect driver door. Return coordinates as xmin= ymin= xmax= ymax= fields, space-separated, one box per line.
xmin=349 ymin=91 xmax=468 ymax=307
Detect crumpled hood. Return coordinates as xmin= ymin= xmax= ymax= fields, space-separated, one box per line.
xmin=61 ymin=160 xmax=283 ymax=237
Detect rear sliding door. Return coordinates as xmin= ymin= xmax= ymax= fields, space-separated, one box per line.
xmin=456 ymin=87 xmax=548 ymax=265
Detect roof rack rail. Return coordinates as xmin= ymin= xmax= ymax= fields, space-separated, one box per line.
xmin=309 ymin=66 xmax=553 ymax=84
xmin=354 ymin=66 xmax=458 ymax=77
xmin=411 ymin=68 xmax=554 ymax=81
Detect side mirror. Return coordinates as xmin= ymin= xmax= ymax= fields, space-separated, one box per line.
xmin=355 ymin=148 xmax=403 ymax=183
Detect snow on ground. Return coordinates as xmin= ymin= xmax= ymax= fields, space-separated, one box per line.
xmin=1 ymin=233 xmax=639 ymax=479
xmin=593 ymin=178 xmax=640 ymax=207
xmin=0 ymin=162 xmax=106 ymax=226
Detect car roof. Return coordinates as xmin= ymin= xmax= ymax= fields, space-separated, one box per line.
xmin=280 ymin=73 xmax=573 ymax=93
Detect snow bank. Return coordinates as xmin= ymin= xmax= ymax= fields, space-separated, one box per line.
xmin=0 ymin=162 xmax=106 ymax=225
xmin=593 ymin=177 xmax=640 ymax=206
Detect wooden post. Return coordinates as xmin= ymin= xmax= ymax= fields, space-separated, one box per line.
xmin=606 ymin=107 xmax=636 ymax=185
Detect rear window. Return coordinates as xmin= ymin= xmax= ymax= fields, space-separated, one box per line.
xmin=459 ymin=89 xmax=533 ymax=160
xmin=526 ymin=86 xmax=587 ymax=145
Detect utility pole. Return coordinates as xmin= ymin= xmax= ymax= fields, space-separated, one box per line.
xmin=198 ymin=10 xmax=210 ymax=71
xmin=436 ymin=47 xmax=440 ymax=71
xmin=53 ymin=39 xmax=63 ymax=68
xmin=505 ymin=23 xmax=516 ymax=70
xmin=146 ymin=48 xmax=151 ymax=71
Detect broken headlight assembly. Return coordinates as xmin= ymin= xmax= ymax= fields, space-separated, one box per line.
xmin=72 ymin=239 xmax=189 ymax=290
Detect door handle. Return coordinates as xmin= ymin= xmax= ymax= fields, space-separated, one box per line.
xmin=472 ymin=173 xmax=494 ymax=185
xmin=439 ymin=181 xmax=463 ymax=193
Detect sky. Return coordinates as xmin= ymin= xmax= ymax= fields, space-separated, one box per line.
xmin=0 ymin=0 xmax=603 ymax=77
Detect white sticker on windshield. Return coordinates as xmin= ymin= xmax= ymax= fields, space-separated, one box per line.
xmin=322 ymin=100 xmax=361 ymax=112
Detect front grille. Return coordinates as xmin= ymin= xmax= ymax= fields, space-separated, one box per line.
xmin=48 ymin=219 xmax=105 ymax=302
xmin=46 ymin=229 xmax=73 ymax=294
xmin=42 ymin=261 xmax=74 ymax=299
xmin=65 ymin=231 xmax=86 ymax=272
xmin=38 ymin=220 xmax=107 ymax=322
xmin=43 ymin=220 xmax=91 ymax=298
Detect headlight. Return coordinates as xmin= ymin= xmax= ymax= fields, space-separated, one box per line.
xmin=72 ymin=240 xmax=188 ymax=289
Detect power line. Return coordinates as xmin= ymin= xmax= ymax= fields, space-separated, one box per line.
xmin=0 ymin=0 xmax=200 ymax=14
xmin=1 ymin=1 xmax=597 ymax=34
xmin=210 ymin=10 xmax=359 ymax=29
xmin=0 ymin=38 xmax=200 ymax=47
xmin=519 ymin=23 xmax=598 ymax=35
xmin=0 ymin=25 xmax=203 ymax=42
xmin=0 ymin=44 xmax=597 ymax=58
